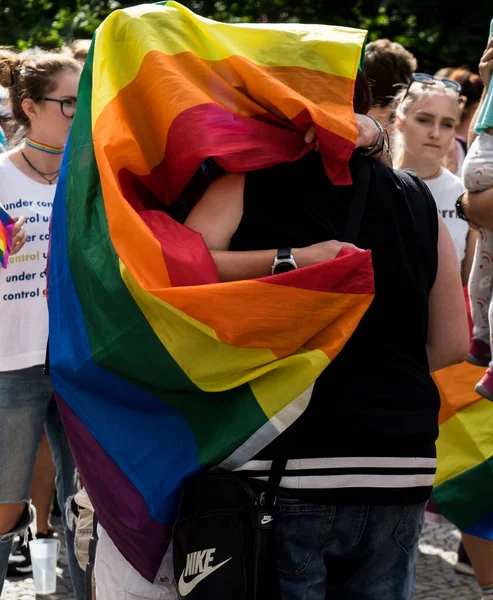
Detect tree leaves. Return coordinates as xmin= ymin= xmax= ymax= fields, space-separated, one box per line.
xmin=0 ymin=0 xmax=489 ymax=74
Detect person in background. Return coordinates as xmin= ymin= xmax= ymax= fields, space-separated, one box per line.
xmin=0 ymin=86 xmax=10 ymax=150
xmin=434 ymin=67 xmax=456 ymax=80
xmin=0 ymin=106 xmax=17 ymax=144
xmin=445 ymin=68 xmax=483 ymax=175
xmin=364 ymin=38 xmax=417 ymax=130
xmin=393 ymin=73 xmax=476 ymax=285
xmin=63 ymin=39 xmax=91 ymax=65
xmin=0 ymin=48 xmax=85 ymax=600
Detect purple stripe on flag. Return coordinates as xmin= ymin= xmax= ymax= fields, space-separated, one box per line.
xmin=55 ymin=394 xmax=172 ymax=581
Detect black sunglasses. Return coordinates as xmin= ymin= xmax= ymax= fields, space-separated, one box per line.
xmin=401 ymin=73 xmax=462 ymax=104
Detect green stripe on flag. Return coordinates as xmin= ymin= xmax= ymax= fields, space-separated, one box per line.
xmin=433 ymin=454 xmax=493 ymax=530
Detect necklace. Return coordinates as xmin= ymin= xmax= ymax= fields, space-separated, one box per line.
xmin=26 ymin=138 xmax=65 ymax=155
xmin=422 ymin=166 xmax=442 ymax=181
xmin=21 ymin=151 xmax=60 ymax=185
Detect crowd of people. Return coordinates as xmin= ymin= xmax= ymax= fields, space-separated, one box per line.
xmin=0 ymin=14 xmax=493 ymax=600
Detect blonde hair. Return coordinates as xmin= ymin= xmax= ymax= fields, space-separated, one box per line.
xmin=392 ymin=81 xmax=461 ymax=168
xmin=0 ymin=47 xmax=80 ymax=130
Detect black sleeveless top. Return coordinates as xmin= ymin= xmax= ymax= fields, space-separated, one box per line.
xmin=231 ymin=152 xmax=440 ymax=506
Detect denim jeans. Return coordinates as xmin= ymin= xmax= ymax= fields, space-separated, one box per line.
xmin=0 ymin=366 xmax=85 ymax=600
xmin=275 ymin=499 xmax=427 ymax=600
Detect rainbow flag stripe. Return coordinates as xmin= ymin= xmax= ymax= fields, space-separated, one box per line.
xmin=433 ymin=362 xmax=493 ymax=539
xmin=49 ymin=2 xmax=373 ymax=581
xmin=0 ymin=206 xmax=14 ymax=268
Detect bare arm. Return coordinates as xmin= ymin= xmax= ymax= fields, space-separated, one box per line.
xmin=468 ymin=90 xmax=486 ymax=148
xmin=462 ymin=189 xmax=493 ymax=230
xmin=468 ymin=36 xmax=493 ymax=148
xmin=427 ymin=215 xmax=469 ymax=372
xmin=185 ymin=174 xmax=359 ymax=282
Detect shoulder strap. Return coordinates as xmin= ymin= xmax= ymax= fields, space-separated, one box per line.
xmin=342 ymin=158 xmax=372 ymax=245
xmin=263 ymin=458 xmax=288 ymax=506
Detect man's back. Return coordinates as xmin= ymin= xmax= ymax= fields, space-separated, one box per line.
xmin=233 ymin=152 xmax=440 ymax=506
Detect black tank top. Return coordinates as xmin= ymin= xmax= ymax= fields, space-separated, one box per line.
xmin=231 ymin=152 xmax=440 ymax=506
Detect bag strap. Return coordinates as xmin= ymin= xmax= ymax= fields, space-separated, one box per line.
xmin=262 ymin=458 xmax=288 ymax=507
xmin=342 ymin=158 xmax=372 ymax=245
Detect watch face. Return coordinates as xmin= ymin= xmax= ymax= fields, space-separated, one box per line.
xmin=273 ymin=260 xmax=296 ymax=274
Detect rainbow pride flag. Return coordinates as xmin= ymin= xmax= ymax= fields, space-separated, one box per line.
xmin=0 ymin=206 xmax=14 ymax=268
xmin=49 ymin=2 xmax=373 ymax=581
xmin=433 ymin=361 xmax=493 ymax=539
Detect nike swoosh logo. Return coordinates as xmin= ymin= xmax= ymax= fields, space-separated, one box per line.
xmin=261 ymin=515 xmax=273 ymax=525
xmin=178 ymin=558 xmax=232 ymax=596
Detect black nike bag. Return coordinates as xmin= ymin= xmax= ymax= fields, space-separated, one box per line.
xmin=173 ymin=461 xmax=286 ymax=600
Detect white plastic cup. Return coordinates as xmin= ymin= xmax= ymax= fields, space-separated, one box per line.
xmin=29 ymin=538 xmax=60 ymax=595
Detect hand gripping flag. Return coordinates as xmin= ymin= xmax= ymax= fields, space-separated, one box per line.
xmin=48 ymin=2 xmax=374 ymax=582
xmin=0 ymin=206 xmax=14 ymax=268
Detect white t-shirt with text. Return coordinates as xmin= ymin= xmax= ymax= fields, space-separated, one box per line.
xmin=424 ymin=167 xmax=469 ymax=266
xmin=0 ymin=154 xmax=55 ymax=371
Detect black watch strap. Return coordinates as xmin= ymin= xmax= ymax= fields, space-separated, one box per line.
xmin=277 ymin=248 xmax=292 ymax=260
xmin=456 ymin=193 xmax=469 ymax=222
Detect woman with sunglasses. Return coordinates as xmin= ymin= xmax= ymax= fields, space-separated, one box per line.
xmin=394 ymin=73 xmax=477 ymax=284
xmin=0 ymin=48 xmax=85 ymax=599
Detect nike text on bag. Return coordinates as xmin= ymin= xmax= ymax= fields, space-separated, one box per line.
xmin=173 ymin=465 xmax=285 ymax=600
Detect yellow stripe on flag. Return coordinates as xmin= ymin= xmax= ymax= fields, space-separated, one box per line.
xmin=121 ymin=261 xmax=328 ymax=398
xmin=435 ymin=398 xmax=493 ymax=486
xmin=93 ymin=1 xmax=366 ymax=122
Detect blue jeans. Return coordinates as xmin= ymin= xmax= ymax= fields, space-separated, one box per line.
xmin=275 ymin=499 xmax=427 ymax=600
xmin=0 ymin=366 xmax=85 ymax=600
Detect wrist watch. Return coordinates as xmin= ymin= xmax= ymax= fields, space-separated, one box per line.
xmin=456 ymin=193 xmax=469 ymax=222
xmin=271 ymin=248 xmax=298 ymax=275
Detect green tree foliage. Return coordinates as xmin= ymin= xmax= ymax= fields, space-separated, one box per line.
xmin=0 ymin=0 xmax=490 ymax=74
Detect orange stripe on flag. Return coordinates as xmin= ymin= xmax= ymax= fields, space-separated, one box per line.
xmin=434 ymin=362 xmax=484 ymax=425
xmin=158 ymin=282 xmax=373 ymax=356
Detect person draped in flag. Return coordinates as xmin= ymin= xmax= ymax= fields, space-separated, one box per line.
xmin=95 ymin=70 xmax=468 ymax=600
xmin=180 ymin=69 xmax=468 ymax=600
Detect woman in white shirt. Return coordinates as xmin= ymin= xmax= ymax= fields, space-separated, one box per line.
xmin=0 ymin=49 xmax=84 ymax=599
xmin=393 ymin=73 xmax=476 ymax=283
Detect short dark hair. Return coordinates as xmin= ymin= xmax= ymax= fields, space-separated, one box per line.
xmin=364 ymin=39 xmax=417 ymax=108
xmin=354 ymin=69 xmax=372 ymax=115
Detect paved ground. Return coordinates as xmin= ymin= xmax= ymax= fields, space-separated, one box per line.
xmin=416 ymin=523 xmax=480 ymax=600
xmin=1 ymin=521 xmax=483 ymax=599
